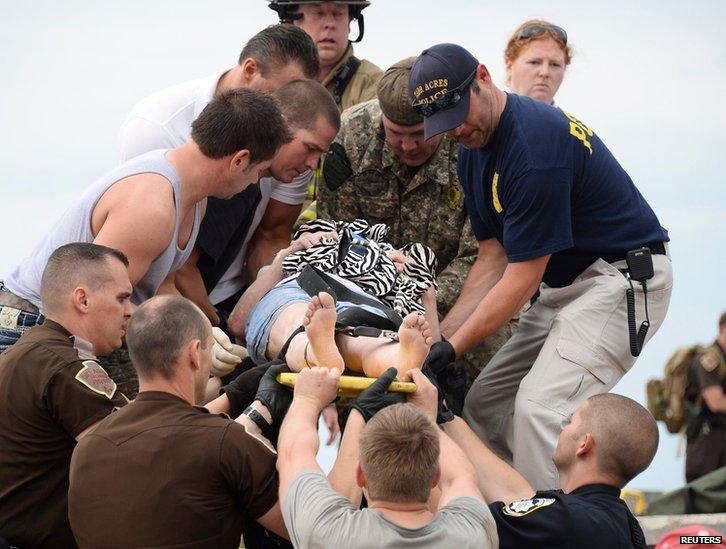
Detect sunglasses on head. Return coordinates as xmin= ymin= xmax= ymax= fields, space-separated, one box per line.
xmin=517 ymin=23 xmax=568 ymax=45
xmin=412 ymin=70 xmax=476 ymax=118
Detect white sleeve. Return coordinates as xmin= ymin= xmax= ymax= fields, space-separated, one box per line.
xmin=118 ymin=117 xmax=177 ymax=162
xmin=269 ymin=171 xmax=312 ymax=205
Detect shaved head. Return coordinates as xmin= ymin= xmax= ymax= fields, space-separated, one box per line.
xmin=40 ymin=243 xmax=129 ymax=317
xmin=580 ymin=393 xmax=659 ymax=484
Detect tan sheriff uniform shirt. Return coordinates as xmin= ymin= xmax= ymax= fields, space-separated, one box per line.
xmin=0 ymin=320 xmax=127 ymax=549
xmin=68 ymin=391 xmax=279 ymax=548
xmin=322 ymin=44 xmax=383 ymax=112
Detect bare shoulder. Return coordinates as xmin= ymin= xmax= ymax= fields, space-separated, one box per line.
xmin=94 ymin=173 xmax=176 ymax=228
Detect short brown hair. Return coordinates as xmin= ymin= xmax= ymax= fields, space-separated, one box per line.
xmin=126 ymin=295 xmax=211 ymax=380
xmin=504 ymin=19 xmax=573 ymax=67
xmin=272 ymin=79 xmax=340 ymax=133
xmin=239 ymin=24 xmax=320 ymax=80
xmin=719 ymin=312 xmax=726 ymax=329
xmin=580 ymin=394 xmax=659 ymax=484
xmin=359 ymin=403 xmax=439 ymax=503
xmin=191 ymin=88 xmax=292 ymax=162
xmin=41 ymin=243 xmax=129 ymax=316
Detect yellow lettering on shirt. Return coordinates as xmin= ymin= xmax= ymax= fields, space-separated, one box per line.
xmin=492 ymin=172 xmax=503 ymax=213
xmin=565 ymin=112 xmax=594 ymax=155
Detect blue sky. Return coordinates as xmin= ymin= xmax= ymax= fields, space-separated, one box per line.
xmin=2 ymin=0 xmax=725 ymax=491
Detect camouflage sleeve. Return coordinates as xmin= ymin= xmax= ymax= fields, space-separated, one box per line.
xmin=436 ymin=217 xmax=477 ymax=316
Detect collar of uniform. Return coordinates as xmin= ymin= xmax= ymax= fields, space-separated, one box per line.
xmin=135 ymin=390 xmax=210 ymax=412
xmin=194 ymin=67 xmax=232 ymax=120
xmin=569 ymin=483 xmax=621 ymax=499
xmin=380 ymin=127 xmax=452 ymax=193
xmin=71 ymin=333 xmax=96 ymax=360
xmin=40 ymin=318 xmax=72 ymax=339
xmin=322 ymin=44 xmax=355 ymax=89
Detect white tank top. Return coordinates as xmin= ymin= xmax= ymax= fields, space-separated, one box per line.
xmin=3 ymin=150 xmax=201 ymax=308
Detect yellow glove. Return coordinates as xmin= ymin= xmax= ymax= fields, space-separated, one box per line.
xmin=211 ymin=327 xmax=248 ymax=378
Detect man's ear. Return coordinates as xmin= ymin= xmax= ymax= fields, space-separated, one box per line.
xmin=240 ymin=57 xmax=259 ymax=85
xmin=355 ymin=462 xmax=365 ymax=488
xmin=575 ymin=432 xmax=595 ymax=458
xmin=431 ymin=464 xmax=441 ymax=489
xmin=188 ymin=339 xmax=203 ymax=371
xmin=71 ymin=286 xmax=89 ymax=313
xmin=476 ymin=63 xmax=492 ymax=85
xmin=231 ymin=150 xmax=251 ymax=173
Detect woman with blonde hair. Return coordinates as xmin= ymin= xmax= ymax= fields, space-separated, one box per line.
xmin=504 ymin=19 xmax=573 ymax=105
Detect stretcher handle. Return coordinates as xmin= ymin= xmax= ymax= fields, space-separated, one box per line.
xmin=276 ymin=372 xmax=417 ymax=394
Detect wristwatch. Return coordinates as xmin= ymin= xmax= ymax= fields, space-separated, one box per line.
xmin=242 ymin=405 xmax=274 ymax=439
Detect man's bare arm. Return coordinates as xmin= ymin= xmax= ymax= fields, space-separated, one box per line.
xmin=448 ymin=253 xmax=548 ymax=355
xmin=245 ymin=198 xmax=301 ymax=282
xmin=444 ymin=417 xmax=534 ymax=505
xmin=327 ymin=409 xmax=365 ymax=507
xmin=227 ymin=247 xmax=290 ymax=339
xmin=440 ymin=238 xmax=508 ymax=338
xmin=173 ymin=245 xmax=219 ymax=325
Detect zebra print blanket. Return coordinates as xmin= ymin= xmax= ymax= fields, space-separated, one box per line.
xmin=282 ymin=219 xmax=438 ymax=316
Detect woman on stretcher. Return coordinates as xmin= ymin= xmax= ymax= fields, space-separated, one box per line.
xmin=227 ymin=221 xmax=440 ymax=378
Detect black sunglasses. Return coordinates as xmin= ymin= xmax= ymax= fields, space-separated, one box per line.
xmin=518 ymin=23 xmax=568 ymax=45
xmin=412 ymin=70 xmax=476 ymax=118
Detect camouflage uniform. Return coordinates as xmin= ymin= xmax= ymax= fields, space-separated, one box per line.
xmin=297 ymin=44 xmax=383 ymax=227
xmin=318 ymin=99 xmax=517 ymax=385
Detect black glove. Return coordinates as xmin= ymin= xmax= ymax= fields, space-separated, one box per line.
xmin=423 ymin=340 xmax=456 ymax=374
xmin=351 ymin=367 xmax=405 ymax=422
xmin=421 ymin=364 xmax=456 ymax=424
xmin=220 ymin=363 xmax=270 ymax=419
xmin=254 ymin=361 xmax=294 ymax=427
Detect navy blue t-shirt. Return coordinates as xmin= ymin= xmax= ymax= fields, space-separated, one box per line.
xmin=489 ymin=484 xmax=646 ymax=548
xmin=457 ymin=94 xmax=668 ymax=287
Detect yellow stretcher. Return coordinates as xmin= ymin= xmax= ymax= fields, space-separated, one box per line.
xmin=276 ymin=372 xmax=417 ymax=397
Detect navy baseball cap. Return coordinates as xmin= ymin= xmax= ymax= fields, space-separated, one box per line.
xmin=409 ymin=44 xmax=479 ymax=139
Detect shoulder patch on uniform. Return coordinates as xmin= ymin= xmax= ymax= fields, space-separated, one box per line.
xmin=502 ymin=497 xmax=556 ymax=517
xmin=240 ymin=423 xmax=277 ymax=456
xmin=75 ymin=360 xmax=117 ymax=399
xmin=700 ymin=350 xmax=720 ymax=372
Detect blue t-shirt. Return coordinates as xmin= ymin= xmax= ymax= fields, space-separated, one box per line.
xmin=457 ymin=93 xmax=668 ymax=287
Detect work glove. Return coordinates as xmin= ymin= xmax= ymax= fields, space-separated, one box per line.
xmin=254 ymin=361 xmax=294 ymax=428
xmin=422 ymin=340 xmax=456 ymax=373
xmin=421 ymin=364 xmax=456 ymax=424
xmin=211 ymin=327 xmax=248 ymax=378
xmin=351 ymin=367 xmax=405 ymax=422
xmin=220 ymin=364 xmax=270 ymax=419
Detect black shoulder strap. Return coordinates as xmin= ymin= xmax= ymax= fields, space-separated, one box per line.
xmin=332 ymin=56 xmax=362 ymax=107
xmin=297 ymin=264 xmax=402 ymax=329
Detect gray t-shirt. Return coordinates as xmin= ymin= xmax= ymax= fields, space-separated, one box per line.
xmin=282 ymin=470 xmax=498 ymax=549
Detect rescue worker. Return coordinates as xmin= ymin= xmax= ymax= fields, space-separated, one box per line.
xmin=68 ymin=295 xmax=287 ymax=548
xmin=686 ymin=312 xmax=726 ymax=482
xmin=269 ymin=0 xmax=383 ymax=224
xmin=268 ymin=0 xmax=382 ymax=112
xmin=0 ymin=243 xmax=132 ymax=548
xmin=412 ymin=43 xmax=673 ymax=489
xmin=318 ymin=57 xmax=516 ymax=392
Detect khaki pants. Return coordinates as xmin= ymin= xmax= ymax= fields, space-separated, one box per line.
xmin=463 ymin=254 xmax=673 ymax=490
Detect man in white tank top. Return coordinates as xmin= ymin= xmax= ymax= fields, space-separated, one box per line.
xmin=0 ymin=89 xmax=291 ymax=358
xmin=119 ymin=25 xmax=322 ymax=325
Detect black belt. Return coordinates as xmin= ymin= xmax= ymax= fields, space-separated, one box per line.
xmin=610 ymin=241 xmax=666 ymax=264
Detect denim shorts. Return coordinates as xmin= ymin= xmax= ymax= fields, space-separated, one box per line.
xmin=245 ymin=278 xmax=385 ymax=365
xmin=0 ymin=308 xmax=44 ymax=355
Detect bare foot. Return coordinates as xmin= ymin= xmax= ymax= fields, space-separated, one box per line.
xmin=396 ymin=313 xmax=433 ymax=374
xmin=303 ymin=292 xmax=345 ymax=372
